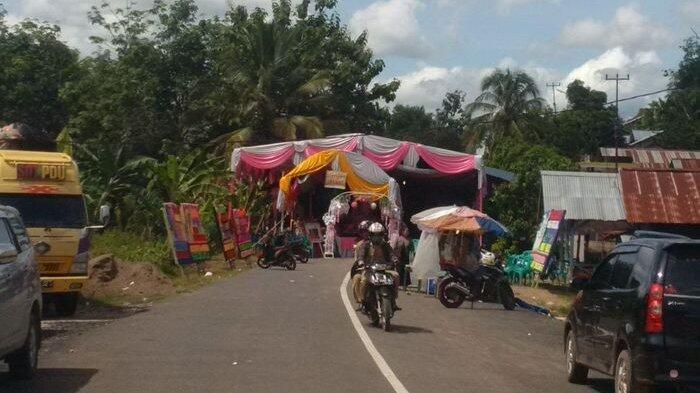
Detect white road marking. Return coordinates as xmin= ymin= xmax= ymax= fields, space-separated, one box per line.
xmin=340 ymin=272 xmax=409 ymax=393
xmin=42 ymin=319 xmax=112 ymax=325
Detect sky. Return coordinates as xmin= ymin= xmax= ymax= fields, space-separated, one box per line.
xmin=3 ymin=0 xmax=699 ymax=117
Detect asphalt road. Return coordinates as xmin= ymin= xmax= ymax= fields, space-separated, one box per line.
xmin=1 ymin=259 xmax=613 ymax=393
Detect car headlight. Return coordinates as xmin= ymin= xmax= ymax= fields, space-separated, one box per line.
xmin=69 ymin=252 xmax=89 ymax=274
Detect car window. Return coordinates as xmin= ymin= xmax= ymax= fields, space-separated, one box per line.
xmin=664 ymin=245 xmax=700 ymax=296
xmin=629 ymin=246 xmax=655 ymax=289
xmin=591 ymin=255 xmax=616 ymax=288
xmin=7 ymin=216 xmax=30 ymax=251
xmin=610 ymin=252 xmax=636 ymax=289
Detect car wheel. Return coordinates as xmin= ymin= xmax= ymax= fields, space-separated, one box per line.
xmin=8 ymin=311 xmax=40 ymax=380
xmin=615 ymin=349 xmax=655 ymax=393
xmin=565 ymin=331 xmax=588 ymax=384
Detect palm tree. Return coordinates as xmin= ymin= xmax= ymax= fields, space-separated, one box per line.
xmin=211 ymin=2 xmax=330 ymax=149
xmin=465 ymin=68 xmax=545 ymax=150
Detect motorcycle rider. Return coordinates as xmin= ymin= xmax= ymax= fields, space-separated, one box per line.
xmin=352 ymin=222 xmax=401 ymax=310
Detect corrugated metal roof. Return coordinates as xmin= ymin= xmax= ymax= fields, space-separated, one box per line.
xmin=600 ymin=147 xmax=700 ymax=168
xmin=619 ymin=169 xmax=700 ymax=224
xmin=541 ymin=171 xmax=626 ymax=221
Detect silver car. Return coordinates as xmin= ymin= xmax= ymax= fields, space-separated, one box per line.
xmin=0 ymin=205 xmax=48 ymax=379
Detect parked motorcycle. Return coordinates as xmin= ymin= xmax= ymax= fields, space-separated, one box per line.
xmin=255 ymin=234 xmax=297 ymax=270
xmin=286 ymin=234 xmax=310 ymax=263
xmin=437 ymin=250 xmax=515 ymax=310
xmin=361 ymin=263 xmax=397 ymax=332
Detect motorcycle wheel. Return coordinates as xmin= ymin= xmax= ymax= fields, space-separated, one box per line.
xmin=438 ymin=277 xmax=465 ymax=309
xmin=257 ymin=257 xmax=271 ymax=269
xmin=497 ymin=281 xmax=516 ymax=310
xmin=380 ymin=295 xmax=393 ymax=332
xmin=299 ymin=253 xmax=309 ymax=263
xmin=286 ymin=257 xmax=297 ymax=271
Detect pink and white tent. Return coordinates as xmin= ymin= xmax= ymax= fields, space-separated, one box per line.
xmin=230 ymin=134 xmax=482 ymax=176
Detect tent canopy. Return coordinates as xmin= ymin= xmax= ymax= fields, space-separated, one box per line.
xmin=412 ymin=206 xmax=507 ymax=236
xmin=279 ymin=149 xmax=401 ymax=208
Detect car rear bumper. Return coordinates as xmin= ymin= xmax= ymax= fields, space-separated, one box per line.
xmin=636 ymin=343 xmax=700 ymax=386
xmin=41 ymin=276 xmax=87 ymax=293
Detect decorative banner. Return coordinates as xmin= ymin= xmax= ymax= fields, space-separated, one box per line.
xmin=217 ymin=208 xmax=239 ymax=262
xmin=163 ymin=203 xmax=194 ymax=265
xmin=324 ymin=170 xmax=347 ymax=190
xmin=232 ymin=209 xmax=253 ymax=258
xmin=181 ymin=203 xmax=210 ymax=262
xmin=163 ymin=203 xmax=211 ymax=265
xmin=531 ymin=209 xmax=566 ymax=273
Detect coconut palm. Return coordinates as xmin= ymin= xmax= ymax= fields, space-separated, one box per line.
xmin=465 ymin=68 xmax=545 ymax=150
xmin=210 ymin=2 xmax=330 ymax=149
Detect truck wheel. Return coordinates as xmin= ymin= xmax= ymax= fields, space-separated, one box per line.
xmin=8 ymin=311 xmax=40 ymax=379
xmin=54 ymin=293 xmax=79 ymax=317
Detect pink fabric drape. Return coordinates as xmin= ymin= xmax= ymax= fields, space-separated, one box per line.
xmin=240 ymin=147 xmax=295 ymax=169
xmin=362 ymin=142 xmax=410 ymax=170
xmin=414 ymin=145 xmax=476 ymax=174
xmin=304 ymin=138 xmax=359 ymax=157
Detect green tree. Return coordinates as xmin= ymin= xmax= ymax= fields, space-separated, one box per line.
xmin=639 ymin=37 xmax=700 ymax=149
xmin=465 ymin=68 xmax=545 ymax=151
xmin=485 ymin=136 xmax=574 ymax=250
xmin=0 ymin=10 xmax=79 ymax=134
xmin=387 ymin=105 xmax=433 ymax=142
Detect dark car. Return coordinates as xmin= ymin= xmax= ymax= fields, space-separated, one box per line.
xmin=564 ymin=231 xmax=700 ymax=393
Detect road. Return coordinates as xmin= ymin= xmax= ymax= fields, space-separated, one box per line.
xmin=0 ymin=259 xmax=613 ymax=393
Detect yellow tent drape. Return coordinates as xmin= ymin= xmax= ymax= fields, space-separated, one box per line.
xmin=279 ymin=150 xmax=389 ymax=201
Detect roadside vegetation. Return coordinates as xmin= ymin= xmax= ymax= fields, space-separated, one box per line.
xmin=1 ymin=0 xmax=699 ymax=269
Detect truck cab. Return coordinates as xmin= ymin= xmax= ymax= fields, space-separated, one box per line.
xmin=0 ymin=150 xmax=90 ymax=316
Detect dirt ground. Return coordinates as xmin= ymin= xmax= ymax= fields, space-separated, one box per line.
xmin=513 ymin=282 xmax=578 ymax=318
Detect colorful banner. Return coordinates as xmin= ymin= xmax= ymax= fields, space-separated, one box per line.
xmin=181 ymin=203 xmax=210 ymax=262
xmin=217 ymin=208 xmax=239 ymax=262
xmin=163 ymin=203 xmax=211 ymax=265
xmin=163 ymin=203 xmax=194 ymax=265
xmin=324 ymin=170 xmax=347 ymax=190
xmin=233 ymin=209 xmax=253 ymax=258
xmin=531 ymin=209 xmax=566 ymax=273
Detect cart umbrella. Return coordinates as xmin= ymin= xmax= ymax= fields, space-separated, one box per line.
xmin=413 ymin=206 xmax=508 ymax=236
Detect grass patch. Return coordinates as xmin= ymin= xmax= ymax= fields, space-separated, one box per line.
xmin=91 ymin=230 xmax=178 ymax=276
xmin=513 ymin=283 xmax=577 ymax=318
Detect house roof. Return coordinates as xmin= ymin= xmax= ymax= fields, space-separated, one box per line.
xmin=619 ymin=168 xmax=700 ymax=225
xmin=541 ymin=171 xmax=626 ymax=221
xmin=628 ymin=129 xmax=663 ymax=146
xmin=600 ymin=147 xmax=700 ymax=169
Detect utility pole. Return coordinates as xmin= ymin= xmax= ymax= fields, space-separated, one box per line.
xmin=546 ymin=82 xmax=561 ymax=114
xmin=605 ymin=73 xmax=629 ymax=170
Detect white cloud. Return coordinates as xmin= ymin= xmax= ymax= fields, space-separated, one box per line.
xmin=349 ymin=0 xmax=432 ymax=59
xmin=437 ymin=0 xmax=558 ymax=13
xmin=392 ymin=61 xmax=560 ymax=112
xmin=680 ymin=0 xmax=700 ymax=24
xmin=563 ymin=47 xmax=668 ymax=117
xmin=560 ymin=4 xmax=672 ymax=51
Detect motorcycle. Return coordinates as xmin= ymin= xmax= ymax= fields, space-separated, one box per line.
xmin=361 ymin=263 xmax=397 ymax=332
xmin=254 ymin=233 xmax=297 ymax=271
xmin=437 ymin=250 xmax=515 ymax=310
xmin=286 ymin=233 xmax=311 ymax=263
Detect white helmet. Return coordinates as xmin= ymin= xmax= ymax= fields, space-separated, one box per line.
xmin=481 ymin=250 xmax=496 ymax=266
xmin=368 ymin=222 xmax=384 ymax=234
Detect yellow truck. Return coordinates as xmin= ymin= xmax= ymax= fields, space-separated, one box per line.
xmin=0 ymin=150 xmax=95 ymax=316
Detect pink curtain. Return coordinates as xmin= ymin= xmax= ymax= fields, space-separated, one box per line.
xmin=304 ymin=138 xmax=359 ymax=157
xmin=362 ymin=143 xmax=410 ymax=170
xmin=414 ymin=145 xmax=476 ymax=174
xmin=240 ymin=147 xmax=295 ymax=169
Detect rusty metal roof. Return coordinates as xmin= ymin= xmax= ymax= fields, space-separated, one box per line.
xmin=541 ymin=171 xmax=626 ymax=221
xmin=619 ymin=169 xmax=700 ymax=224
xmin=600 ymin=147 xmax=700 ymax=169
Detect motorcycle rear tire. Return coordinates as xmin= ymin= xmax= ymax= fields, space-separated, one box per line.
xmin=381 ymin=295 xmax=393 ymax=332
xmin=438 ymin=277 xmax=465 ymax=309
xmin=257 ymin=258 xmax=271 ymax=269
xmin=497 ymin=281 xmax=516 ymax=311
